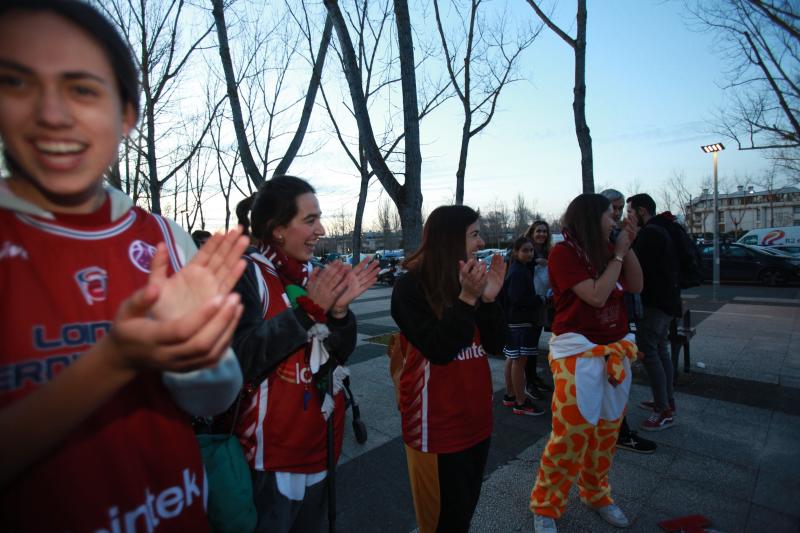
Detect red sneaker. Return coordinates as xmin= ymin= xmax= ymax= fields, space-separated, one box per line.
xmin=640 ymin=409 xmax=675 ymax=431
xmin=502 ymin=394 xmax=516 ymax=407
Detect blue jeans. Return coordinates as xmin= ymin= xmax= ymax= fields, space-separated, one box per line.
xmin=636 ymin=306 xmax=675 ymax=411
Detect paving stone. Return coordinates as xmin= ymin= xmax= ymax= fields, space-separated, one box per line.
xmin=752 ymin=468 xmax=800 ymax=518
xmin=745 ymin=504 xmax=800 ymax=533
xmin=647 ymin=478 xmax=750 ymax=533
xmin=664 ymin=451 xmax=758 ymax=501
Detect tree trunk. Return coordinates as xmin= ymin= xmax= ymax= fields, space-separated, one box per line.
xmin=324 ymin=0 xmax=423 ymax=254
xmin=455 ymin=118 xmax=471 ymax=205
xmin=573 ymin=0 xmax=593 ymax=193
xmin=211 ymin=0 xmax=264 ymax=189
xmin=393 ymin=0 xmax=424 ymax=252
xmin=351 ymin=149 xmax=370 ymax=265
xmin=273 ymin=14 xmax=333 ymax=177
xmin=145 ymin=103 xmax=161 ymax=214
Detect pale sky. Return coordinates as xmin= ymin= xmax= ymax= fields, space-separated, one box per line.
xmin=190 ymin=0 xmax=776 ymax=232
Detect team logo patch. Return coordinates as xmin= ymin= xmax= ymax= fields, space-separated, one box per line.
xmin=0 ymin=240 xmax=29 ymax=261
xmin=75 ymin=267 xmax=108 ymax=305
xmin=129 ymin=240 xmax=158 ymax=272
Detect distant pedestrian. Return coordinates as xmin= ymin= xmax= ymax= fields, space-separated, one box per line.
xmin=530 ymin=194 xmax=643 ymax=533
xmin=391 ymin=205 xmax=506 ymax=533
xmin=501 ymin=237 xmax=544 ymax=416
xmin=599 ymin=189 xmax=657 ymax=454
xmin=524 ymin=220 xmax=554 ymax=397
xmin=627 ymin=193 xmax=681 ymax=431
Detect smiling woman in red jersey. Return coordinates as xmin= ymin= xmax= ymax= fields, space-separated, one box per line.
xmin=0 ymin=2 xmax=249 ymax=532
xmin=232 ymin=175 xmax=379 ymax=533
xmin=391 ymin=205 xmax=507 ymax=533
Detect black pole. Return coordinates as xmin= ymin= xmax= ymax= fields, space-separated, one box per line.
xmin=327 ymin=363 xmax=336 ymax=533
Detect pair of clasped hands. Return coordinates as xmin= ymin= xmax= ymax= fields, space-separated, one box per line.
xmin=613 ymin=212 xmax=640 ymax=259
xmin=108 ymin=228 xmax=378 ymax=375
xmin=457 ymin=254 xmax=507 ymax=306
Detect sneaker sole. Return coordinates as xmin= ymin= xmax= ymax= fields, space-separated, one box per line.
xmin=502 ymin=401 xmax=515 ymax=407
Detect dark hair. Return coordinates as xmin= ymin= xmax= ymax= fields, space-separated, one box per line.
xmin=235 ymin=194 xmax=255 ymax=237
xmin=404 ymin=205 xmax=480 ymax=317
xmin=562 ymin=193 xmax=611 ymax=273
xmin=510 ymin=236 xmax=533 ymax=265
xmin=627 ymin=193 xmax=656 ymax=216
xmin=525 ymin=219 xmax=551 ymax=257
xmin=250 ymin=176 xmax=316 ymax=244
xmin=0 ymin=0 xmax=141 ymax=120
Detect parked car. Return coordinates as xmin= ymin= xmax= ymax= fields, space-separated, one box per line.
xmin=699 ymin=242 xmax=800 ymax=286
xmin=771 ymin=245 xmax=800 ymax=257
xmin=474 ymin=248 xmax=505 ymax=261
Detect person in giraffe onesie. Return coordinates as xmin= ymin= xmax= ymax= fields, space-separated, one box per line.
xmin=530 ymin=194 xmax=643 ymax=533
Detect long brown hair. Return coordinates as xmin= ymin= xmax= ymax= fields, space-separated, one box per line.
xmin=561 ymin=194 xmax=611 ymax=274
xmin=404 ymin=205 xmax=480 ymax=317
xmin=525 ymin=219 xmax=551 ymax=257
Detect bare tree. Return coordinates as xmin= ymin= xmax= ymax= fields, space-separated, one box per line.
xmin=273 ymin=9 xmax=334 ymax=177
xmin=317 ymin=0 xmax=449 ymax=262
xmin=434 ymin=0 xmax=538 ymax=204
xmin=99 ymin=0 xmax=222 ymax=214
xmin=481 ymin=200 xmax=511 ymax=248
xmin=511 ymin=193 xmax=536 ymax=236
xmin=525 ymin=0 xmax=594 ymax=193
xmin=323 ymin=0 xmax=426 ymax=254
xmin=689 ymin=0 xmax=800 ymax=179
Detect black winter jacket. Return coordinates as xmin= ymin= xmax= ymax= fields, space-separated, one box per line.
xmin=632 ymin=215 xmax=682 ymax=317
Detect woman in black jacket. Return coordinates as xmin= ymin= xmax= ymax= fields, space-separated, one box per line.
xmin=390 ymin=205 xmax=506 ymax=533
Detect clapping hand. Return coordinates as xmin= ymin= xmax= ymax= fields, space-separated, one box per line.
xmin=150 ymin=228 xmax=249 ymax=320
xmin=330 ymin=258 xmax=380 ymax=317
xmin=458 ymin=258 xmax=488 ymax=305
xmin=107 ymin=229 xmax=249 ymax=373
xmin=481 ymin=254 xmax=507 ymax=302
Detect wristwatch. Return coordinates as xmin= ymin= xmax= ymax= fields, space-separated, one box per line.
xmin=613 ymin=254 xmax=625 ymax=263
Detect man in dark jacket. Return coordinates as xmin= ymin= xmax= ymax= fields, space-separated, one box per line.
xmin=627 ymin=193 xmax=681 ymax=432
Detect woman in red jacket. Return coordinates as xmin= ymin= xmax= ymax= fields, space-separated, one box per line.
xmin=530 ymin=194 xmax=642 ymax=533
xmin=391 ymin=205 xmax=506 ymax=533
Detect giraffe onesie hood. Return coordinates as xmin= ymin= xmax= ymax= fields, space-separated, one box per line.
xmin=530 ymin=332 xmax=638 ymax=518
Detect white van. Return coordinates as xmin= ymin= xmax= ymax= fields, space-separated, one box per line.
xmin=737 ymin=226 xmax=800 ymax=246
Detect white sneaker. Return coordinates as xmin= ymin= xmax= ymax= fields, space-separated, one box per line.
xmin=533 ymin=513 xmax=557 ymax=533
xmin=595 ymin=503 xmax=629 ymax=528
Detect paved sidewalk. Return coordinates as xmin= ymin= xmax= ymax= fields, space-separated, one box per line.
xmin=334 ymin=288 xmax=800 ymax=533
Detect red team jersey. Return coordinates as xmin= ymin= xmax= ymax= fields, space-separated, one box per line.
xmin=0 ymin=199 xmax=210 ymax=532
xmin=236 ymin=254 xmax=345 ymax=473
xmin=548 ymin=242 xmax=628 ymax=344
xmin=399 ymin=329 xmax=493 ymax=454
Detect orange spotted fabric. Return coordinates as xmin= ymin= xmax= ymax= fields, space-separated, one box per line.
xmin=529 ymin=353 xmax=626 ymax=519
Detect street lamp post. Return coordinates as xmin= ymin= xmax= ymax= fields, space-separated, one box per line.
xmin=701 ymin=143 xmax=725 ymax=301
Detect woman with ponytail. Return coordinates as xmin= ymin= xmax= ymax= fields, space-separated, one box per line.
xmin=232 ymin=175 xmax=378 ymax=533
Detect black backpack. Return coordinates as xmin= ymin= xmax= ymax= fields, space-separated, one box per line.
xmin=656 ymin=218 xmax=703 ymax=289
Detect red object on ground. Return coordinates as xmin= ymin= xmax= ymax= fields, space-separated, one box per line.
xmin=658 ymin=514 xmax=712 ymax=532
